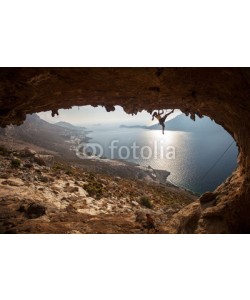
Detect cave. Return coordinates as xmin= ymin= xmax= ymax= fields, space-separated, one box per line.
xmin=0 ymin=67 xmax=250 ymax=233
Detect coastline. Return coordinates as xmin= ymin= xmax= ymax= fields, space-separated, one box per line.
xmin=82 ymin=128 xmax=199 ymax=198
xmin=74 ymin=154 xmax=197 ymax=199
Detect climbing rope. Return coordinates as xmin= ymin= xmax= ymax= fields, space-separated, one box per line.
xmin=200 ymin=140 xmax=235 ymax=183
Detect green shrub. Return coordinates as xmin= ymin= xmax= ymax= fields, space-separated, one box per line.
xmin=84 ymin=181 xmax=103 ymax=199
xmin=140 ymin=196 xmax=153 ymax=209
xmin=0 ymin=145 xmax=10 ymax=156
xmin=52 ymin=162 xmax=74 ymax=175
xmin=11 ymin=158 xmax=21 ymax=168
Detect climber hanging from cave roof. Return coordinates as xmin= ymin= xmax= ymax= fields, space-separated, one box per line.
xmin=152 ymin=109 xmax=174 ymax=135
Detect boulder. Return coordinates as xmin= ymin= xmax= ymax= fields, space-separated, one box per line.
xmin=19 ymin=148 xmax=37 ymax=158
xmin=0 ymin=173 xmax=9 ymax=179
xmin=64 ymin=186 xmax=79 ymax=193
xmin=25 ymin=203 xmax=46 ymax=219
xmin=200 ymin=192 xmax=217 ymax=205
xmin=135 ymin=210 xmax=147 ymax=224
xmin=23 ymin=162 xmax=33 ymax=169
xmin=34 ymin=155 xmax=46 ymax=166
xmin=39 ymin=175 xmax=50 ymax=183
xmin=1 ymin=178 xmax=24 ymax=186
xmin=34 ymin=154 xmax=54 ymax=166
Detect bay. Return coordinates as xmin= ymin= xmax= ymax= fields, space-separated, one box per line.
xmin=86 ymin=124 xmax=238 ymax=194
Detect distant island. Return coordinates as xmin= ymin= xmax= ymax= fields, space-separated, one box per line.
xmin=120 ymin=124 xmax=148 ymax=129
xmin=120 ymin=114 xmax=222 ymax=133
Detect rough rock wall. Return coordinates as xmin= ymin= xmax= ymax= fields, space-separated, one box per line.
xmin=0 ymin=67 xmax=250 ymax=233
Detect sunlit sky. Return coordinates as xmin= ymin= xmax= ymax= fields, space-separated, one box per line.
xmin=38 ymin=105 xmax=182 ymax=126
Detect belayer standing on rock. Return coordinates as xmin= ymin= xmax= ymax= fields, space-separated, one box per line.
xmin=152 ymin=109 xmax=175 ymax=135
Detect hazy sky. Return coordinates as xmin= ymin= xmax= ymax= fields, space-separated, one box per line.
xmin=38 ymin=105 xmax=182 ymax=126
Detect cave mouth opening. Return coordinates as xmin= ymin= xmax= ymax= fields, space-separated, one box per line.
xmin=1 ymin=67 xmax=249 ymax=233
xmin=0 ymin=104 xmax=238 ymax=196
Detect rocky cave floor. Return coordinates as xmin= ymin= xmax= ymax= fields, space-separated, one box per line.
xmin=0 ymin=145 xmax=196 ymax=234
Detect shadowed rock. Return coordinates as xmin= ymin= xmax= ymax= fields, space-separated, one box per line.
xmin=25 ymin=203 xmax=46 ymax=219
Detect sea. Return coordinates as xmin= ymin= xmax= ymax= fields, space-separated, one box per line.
xmin=84 ymin=124 xmax=238 ymax=194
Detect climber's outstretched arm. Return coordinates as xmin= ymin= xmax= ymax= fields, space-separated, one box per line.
xmin=161 ymin=109 xmax=175 ymax=122
xmin=165 ymin=109 xmax=174 ymax=117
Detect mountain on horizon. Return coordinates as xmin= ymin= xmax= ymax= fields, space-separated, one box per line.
xmin=150 ymin=114 xmax=222 ymax=132
xmin=55 ymin=121 xmax=86 ymax=130
xmin=120 ymin=113 xmax=223 ymax=133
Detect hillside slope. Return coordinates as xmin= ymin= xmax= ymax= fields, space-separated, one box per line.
xmin=0 ymin=146 xmax=196 ymax=234
xmin=0 ymin=114 xmax=88 ymax=159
